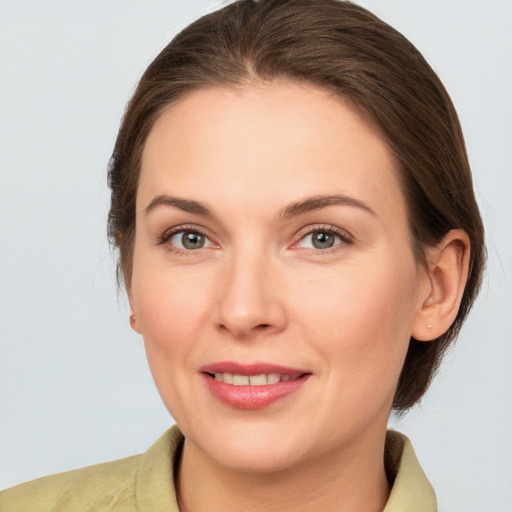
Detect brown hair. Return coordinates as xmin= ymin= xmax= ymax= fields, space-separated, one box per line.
xmin=108 ymin=0 xmax=484 ymax=411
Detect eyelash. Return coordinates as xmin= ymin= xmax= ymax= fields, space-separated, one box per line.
xmin=158 ymin=224 xmax=353 ymax=254
xmin=292 ymin=224 xmax=353 ymax=253
xmin=158 ymin=224 xmax=214 ymax=255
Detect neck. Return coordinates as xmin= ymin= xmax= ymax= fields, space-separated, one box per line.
xmin=176 ymin=429 xmax=390 ymax=512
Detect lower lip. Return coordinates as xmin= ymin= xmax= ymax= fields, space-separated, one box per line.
xmin=202 ymin=374 xmax=309 ymax=409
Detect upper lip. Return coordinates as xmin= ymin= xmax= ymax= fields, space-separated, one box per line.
xmin=198 ymin=361 xmax=310 ymax=377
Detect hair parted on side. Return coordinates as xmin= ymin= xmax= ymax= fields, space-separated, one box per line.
xmin=108 ymin=0 xmax=484 ymax=411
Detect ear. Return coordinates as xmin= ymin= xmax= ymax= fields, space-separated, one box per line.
xmin=128 ymin=296 xmax=142 ymax=334
xmin=412 ymin=229 xmax=470 ymax=341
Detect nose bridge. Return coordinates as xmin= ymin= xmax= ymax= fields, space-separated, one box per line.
xmin=215 ymin=242 xmax=286 ymax=338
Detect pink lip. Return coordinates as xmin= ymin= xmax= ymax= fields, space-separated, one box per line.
xmin=199 ymin=361 xmax=307 ymax=376
xmin=199 ymin=361 xmax=311 ymax=410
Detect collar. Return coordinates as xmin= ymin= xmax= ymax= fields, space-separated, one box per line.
xmin=383 ymin=430 xmax=437 ymax=511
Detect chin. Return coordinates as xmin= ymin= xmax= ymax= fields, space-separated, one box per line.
xmin=186 ymin=420 xmax=310 ymax=474
xmin=212 ymin=443 xmax=305 ymax=474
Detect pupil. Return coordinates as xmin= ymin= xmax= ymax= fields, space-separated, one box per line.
xmin=313 ymin=232 xmax=334 ymax=249
xmin=182 ymin=232 xmax=204 ymax=249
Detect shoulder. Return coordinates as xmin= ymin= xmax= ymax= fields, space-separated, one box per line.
xmin=0 ymin=426 xmax=184 ymax=512
xmin=0 ymin=454 xmax=141 ymax=512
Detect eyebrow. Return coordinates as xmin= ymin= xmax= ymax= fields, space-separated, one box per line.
xmin=279 ymin=194 xmax=376 ymax=219
xmin=144 ymin=195 xmax=213 ymax=217
xmin=144 ymin=193 xmax=375 ymax=219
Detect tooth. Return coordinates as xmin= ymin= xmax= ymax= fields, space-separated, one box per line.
xmin=214 ymin=373 xmax=223 ymax=382
xmin=223 ymin=373 xmax=234 ymax=384
xmin=249 ymin=374 xmax=268 ymax=386
xmin=233 ymin=375 xmax=250 ymax=385
xmin=267 ymin=373 xmax=280 ymax=384
xmin=281 ymin=375 xmax=291 ymax=382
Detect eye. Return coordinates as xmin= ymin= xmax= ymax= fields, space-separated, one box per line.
xmin=168 ymin=230 xmax=213 ymax=251
xmin=301 ymin=231 xmax=339 ymax=249
xmin=295 ymin=226 xmax=351 ymax=251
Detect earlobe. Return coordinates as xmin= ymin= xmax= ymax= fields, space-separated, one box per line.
xmin=129 ymin=313 xmax=140 ymax=333
xmin=412 ymin=229 xmax=470 ymax=341
xmin=129 ymin=298 xmax=141 ymax=334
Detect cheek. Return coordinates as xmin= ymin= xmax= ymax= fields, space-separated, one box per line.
xmin=131 ymin=265 xmax=216 ymax=419
xmin=134 ymin=267 xmax=213 ymax=345
xmin=130 ymin=253 xmax=217 ymax=394
xmin=290 ymin=257 xmax=419 ymax=437
xmin=294 ymin=255 xmax=419 ymax=375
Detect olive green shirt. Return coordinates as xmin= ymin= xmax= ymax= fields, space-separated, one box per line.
xmin=0 ymin=426 xmax=436 ymax=511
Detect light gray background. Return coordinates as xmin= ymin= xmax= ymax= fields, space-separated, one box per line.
xmin=1 ymin=1 xmax=511 ymax=510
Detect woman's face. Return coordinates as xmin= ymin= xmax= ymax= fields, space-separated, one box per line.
xmin=130 ymin=82 xmax=429 ymax=472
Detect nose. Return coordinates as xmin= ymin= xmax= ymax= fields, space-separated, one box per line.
xmin=214 ymin=252 xmax=287 ymax=339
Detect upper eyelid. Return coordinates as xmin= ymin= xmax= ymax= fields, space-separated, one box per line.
xmin=162 ymin=223 xmax=210 ymax=237
xmin=294 ymin=224 xmax=353 ymax=242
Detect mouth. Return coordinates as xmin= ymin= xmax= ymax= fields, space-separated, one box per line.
xmin=199 ymin=362 xmax=311 ymax=409
xmin=209 ymin=372 xmax=303 ymax=385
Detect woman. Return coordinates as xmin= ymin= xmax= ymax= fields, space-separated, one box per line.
xmin=0 ymin=0 xmax=486 ymax=510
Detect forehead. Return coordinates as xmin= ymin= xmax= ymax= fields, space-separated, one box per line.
xmin=139 ymin=82 xmax=405 ymax=221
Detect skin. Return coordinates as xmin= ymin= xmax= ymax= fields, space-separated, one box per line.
xmin=129 ymin=82 xmax=469 ymax=512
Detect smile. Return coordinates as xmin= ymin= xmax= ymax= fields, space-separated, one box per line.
xmin=212 ymin=373 xmax=302 ymax=385
xmin=199 ymin=362 xmax=311 ymax=409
